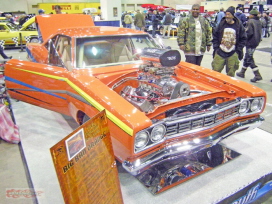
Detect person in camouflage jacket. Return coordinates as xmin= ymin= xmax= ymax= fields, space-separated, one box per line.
xmin=177 ymin=4 xmax=212 ymax=66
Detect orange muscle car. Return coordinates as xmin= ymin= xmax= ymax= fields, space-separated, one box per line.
xmin=4 ymin=14 xmax=266 ymax=192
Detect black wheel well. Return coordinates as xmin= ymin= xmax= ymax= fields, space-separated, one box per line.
xmin=77 ymin=110 xmax=85 ymax=125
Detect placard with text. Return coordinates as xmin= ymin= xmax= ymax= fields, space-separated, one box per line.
xmin=50 ymin=110 xmax=123 ymax=204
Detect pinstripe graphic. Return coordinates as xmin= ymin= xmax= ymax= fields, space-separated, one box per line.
xmin=9 ymin=68 xmax=134 ymax=136
xmin=5 ymin=76 xmax=66 ymax=100
xmin=26 ymin=47 xmax=37 ymax=62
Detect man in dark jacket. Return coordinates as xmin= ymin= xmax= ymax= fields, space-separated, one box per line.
xmin=236 ymin=9 xmax=263 ymax=82
xmin=211 ymin=6 xmax=247 ymax=77
xmin=162 ymin=11 xmax=172 ymax=38
xmin=151 ymin=10 xmax=160 ymax=38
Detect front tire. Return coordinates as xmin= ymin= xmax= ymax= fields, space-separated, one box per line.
xmin=29 ymin=37 xmax=39 ymax=43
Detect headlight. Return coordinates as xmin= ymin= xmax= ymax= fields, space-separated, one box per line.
xmin=150 ymin=124 xmax=166 ymax=142
xmin=250 ymin=98 xmax=262 ymax=112
xmin=135 ymin=131 xmax=149 ymax=149
xmin=239 ymin=100 xmax=249 ymax=114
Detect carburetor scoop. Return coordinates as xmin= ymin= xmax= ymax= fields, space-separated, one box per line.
xmin=140 ymin=48 xmax=181 ymax=67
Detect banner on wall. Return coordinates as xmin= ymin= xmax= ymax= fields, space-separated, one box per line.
xmin=50 ymin=110 xmax=123 ymax=204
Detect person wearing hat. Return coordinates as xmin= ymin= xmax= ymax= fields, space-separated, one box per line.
xmin=236 ymin=8 xmax=263 ymax=82
xmin=38 ymin=9 xmax=45 ymax=15
xmin=211 ymin=6 xmax=247 ymax=77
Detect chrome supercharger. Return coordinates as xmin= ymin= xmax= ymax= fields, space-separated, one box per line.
xmin=121 ymin=48 xmax=191 ymax=113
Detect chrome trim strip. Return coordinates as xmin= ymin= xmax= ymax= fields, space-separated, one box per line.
xmin=165 ymin=100 xmax=241 ymax=124
xmin=124 ymin=116 xmax=264 ymax=175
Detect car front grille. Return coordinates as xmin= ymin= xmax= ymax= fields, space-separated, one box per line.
xmin=165 ymin=105 xmax=239 ymax=137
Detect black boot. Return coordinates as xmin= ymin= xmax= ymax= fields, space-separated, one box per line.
xmin=250 ymin=70 xmax=262 ymax=83
xmin=236 ymin=67 xmax=247 ymax=78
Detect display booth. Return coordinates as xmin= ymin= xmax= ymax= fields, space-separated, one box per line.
xmin=10 ymin=100 xmax=272 ymax=204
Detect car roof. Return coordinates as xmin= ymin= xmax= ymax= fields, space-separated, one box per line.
xmin=53 ymin=26 xmax=147 ymax=38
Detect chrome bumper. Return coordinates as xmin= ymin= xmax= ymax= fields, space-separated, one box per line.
xmin=123 ymin=116 xmax=264 ymax=175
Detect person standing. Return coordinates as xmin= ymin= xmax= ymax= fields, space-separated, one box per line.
xmin=161 ymin=11 xmax=172 ymax=38
xmin=124 ymin=12 xmax=133 ymax=28
xmin=151 ymin=10 xmax=159 ymax=38
xmin=54 ymin=5 xmax=63 ymax=14
xmin=211 ymin=6 xmax=247 ymax=77
xmin=216 ymin=8 xmax=225 ymax=27
xmin=6 ymin=14 xmax=15 ymax=25
xmin=263 ymin=12 xmax=271 ymax=38
xmin=177 ymin=4 xmax=212 ymax=66
xmin=236 ymin=9 xmax=263 ymax=82
xmin=121 ymin=12 xmax=127 ymax=28
xmin=134 ymin=10 xmax=145 ymax=31
xmin=36 ymin=9 xmax=45 ymax=43
xmin=234 ymin=7 xmax=247 ymax=26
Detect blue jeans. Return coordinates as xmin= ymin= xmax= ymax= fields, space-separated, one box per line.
xmin=135 ymin=26 xmax=142 ymax=31
xmin=0 ymin=46 xmax=8 ymax=59
xmin=126 ymin=24 xmax=132 ymax=28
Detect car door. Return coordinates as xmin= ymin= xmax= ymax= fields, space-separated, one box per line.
xmin=0 ymin=24 xmax=12 ymax=44
xmin=0 ymin=23 xmax=20 ymax=46
xmin=5 ymin=36 xmax=74 ymax=116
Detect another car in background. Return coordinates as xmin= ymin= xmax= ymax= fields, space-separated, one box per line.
xmin=0 ymin=16 xmax=38 ymax=47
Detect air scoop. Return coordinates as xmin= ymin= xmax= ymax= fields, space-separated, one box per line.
xmin=140 ymin=48 xmax=181 ymax=67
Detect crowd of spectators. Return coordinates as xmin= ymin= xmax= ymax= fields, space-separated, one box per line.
xmin=120 ymin=5 xmax=270 ymax=83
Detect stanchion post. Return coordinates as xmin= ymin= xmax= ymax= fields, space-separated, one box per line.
xmin=170 ymin=27 xmax=177 ymax=40
xmin=19 ymin=32 xmax=25 ymax=52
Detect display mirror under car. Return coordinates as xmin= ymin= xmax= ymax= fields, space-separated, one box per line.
xmin=135 ymin=144 xmax=240 ymax=194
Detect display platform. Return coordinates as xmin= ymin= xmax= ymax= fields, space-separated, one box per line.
xmin=12 ymin=100 xmax=272 ymax=204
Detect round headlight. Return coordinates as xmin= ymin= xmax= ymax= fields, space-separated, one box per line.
xmin=150 ymin=124 xmax=166 ymax=142
xmin=135 ymin=131 xmax=149 ymax=149
xmin=250 ymin=98 xmax=262 ymax=112
xmin=239 ymin=100 xmax=249 ymax=114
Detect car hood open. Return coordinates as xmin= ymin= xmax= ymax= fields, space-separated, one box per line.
xmin=36 ymin=14 xmax=95 ymax=42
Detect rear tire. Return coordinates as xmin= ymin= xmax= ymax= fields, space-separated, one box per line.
xmin=29 ymin=37 xmax=39 ymax=43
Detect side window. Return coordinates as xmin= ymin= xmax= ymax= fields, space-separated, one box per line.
xmin=48 ymin=35 xmax=72 ymax=70
xmin=24 ymin=23 xmax=36 ymax=31
xmin=57 ymin=36 xmax=72 ymax=70
xmin=55 ymin=36 xmax=71 ymax=58
xmin=48 ymin=38 xmax=64 ymax=67
xmin=0 ymin=25 xmax=7 ymax=31
xmin=44 ymin=35 xmax=58 ymax=50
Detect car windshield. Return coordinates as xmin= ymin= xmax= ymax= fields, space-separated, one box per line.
xmin=76 ymin=35 xmax=162 ymax=68
xmin=6 ymin=23 xmax=18 ymax=31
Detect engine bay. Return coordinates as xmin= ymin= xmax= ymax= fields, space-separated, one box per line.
xmin=111 ymin=48 xmax=210 ymax=113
